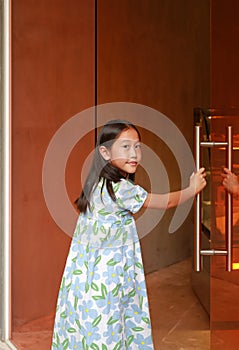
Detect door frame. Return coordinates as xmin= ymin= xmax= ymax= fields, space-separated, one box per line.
xmin=1 ymin=1 xmax=17 ymax=348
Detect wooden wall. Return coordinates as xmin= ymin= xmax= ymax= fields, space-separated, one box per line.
xmin=11 ymin=0 xmax=210 ymax=331
xmin=12 ymin=0 xmax=95 ymax=327
xmin=97 ymin=0 xmax=210 ymax=272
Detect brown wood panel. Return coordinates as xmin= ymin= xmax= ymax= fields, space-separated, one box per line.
xmin=11 ymin=0 xmax=95 ymax=329
xmin=97 ymin=0 xmax=210 ymax=272
xmin=211 ymin=0 xmax=239 ymax=108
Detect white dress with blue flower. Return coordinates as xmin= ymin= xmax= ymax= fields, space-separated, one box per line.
xmin=51 ymin=178 xmax=154 ymax=350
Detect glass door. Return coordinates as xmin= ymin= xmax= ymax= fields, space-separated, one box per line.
xmin=193 ymin=108 xmax=239 ymax=349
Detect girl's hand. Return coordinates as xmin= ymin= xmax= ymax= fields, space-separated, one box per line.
xmin=144 ymin=167 xmax=206 ymax=209
xmin=189 ymin=167 xmax=207 ymax=195
xmin=222 ymin=167 xmax=239 ymax=194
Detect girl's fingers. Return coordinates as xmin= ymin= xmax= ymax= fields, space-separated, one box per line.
xmin=197 ymin=167 xmax=205 ymax=174
xmin=223 ymin=167 xmax=231 ymax=175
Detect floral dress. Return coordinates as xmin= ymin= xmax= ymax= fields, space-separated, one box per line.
xmin=51 ymin=178 xmax=154 ymax=350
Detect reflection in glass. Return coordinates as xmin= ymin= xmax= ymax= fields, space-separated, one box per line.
xmin=193 ymin=108 xmax=239 ymax=348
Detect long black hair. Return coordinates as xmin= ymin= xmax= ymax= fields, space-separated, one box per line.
xmin=75 ymin=119 xmax=141 ymax=213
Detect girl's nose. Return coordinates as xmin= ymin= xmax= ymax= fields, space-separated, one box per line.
xmin=129 ymin=146 xmax=137 ymax=158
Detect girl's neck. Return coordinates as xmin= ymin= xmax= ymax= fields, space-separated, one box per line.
xmin=120 ymin=171 xmax=128 ymax=178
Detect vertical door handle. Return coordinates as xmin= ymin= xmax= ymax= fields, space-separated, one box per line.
xmin=227 ymin=126 xmax=232 ymax=271
xmin=195 ymin=126 xmax=201 ymax=272
xmin=194 ymin=126 xmax=233 ymax=272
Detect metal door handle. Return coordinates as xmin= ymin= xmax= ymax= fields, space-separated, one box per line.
xmin=194 ymin=126 xmax=232 ymax=272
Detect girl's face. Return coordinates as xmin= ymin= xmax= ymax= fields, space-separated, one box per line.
xmin=100 ymin=127 xmax=142 ymax=175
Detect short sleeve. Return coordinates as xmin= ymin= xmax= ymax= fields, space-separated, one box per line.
xmin=113 ymin=179 xmax=148 ymax=214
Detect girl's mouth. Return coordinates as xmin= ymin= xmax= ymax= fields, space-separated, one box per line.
xmin=127 ymin=161 xmax=138 ymax=166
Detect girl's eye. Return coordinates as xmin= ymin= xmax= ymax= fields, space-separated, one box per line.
xmin=123 ymin=144 xmax=129 ymax=149
xmin=135 ymin=144 xmax=141 ymax=149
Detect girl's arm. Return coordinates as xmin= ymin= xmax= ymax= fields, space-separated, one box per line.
xmin=143 ymin=167 xmax=206 ymax=209
xmin=222 ymin=167 xmax=239 ymax=194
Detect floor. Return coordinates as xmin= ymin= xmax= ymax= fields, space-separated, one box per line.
xmin=7 ymin=258 xmax=210 ymax=350
xmin=147 ymin=259 xmax=210 ymax=350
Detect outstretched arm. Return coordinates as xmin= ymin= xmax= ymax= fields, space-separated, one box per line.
xmin=222 ymin=167 xmax=239 ymax=194
xmin=143 ymin=167 xmax=206 ymax=209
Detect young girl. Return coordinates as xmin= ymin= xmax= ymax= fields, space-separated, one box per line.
xmin=51 ymin=119 xmax=206 ymax=350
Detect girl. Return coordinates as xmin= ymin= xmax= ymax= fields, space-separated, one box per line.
xmin=51 ymin=119 xmax=206 ymax=350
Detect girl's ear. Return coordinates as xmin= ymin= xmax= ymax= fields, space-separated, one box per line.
xmin=99 ymin=146 xmax=111 ymax=161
